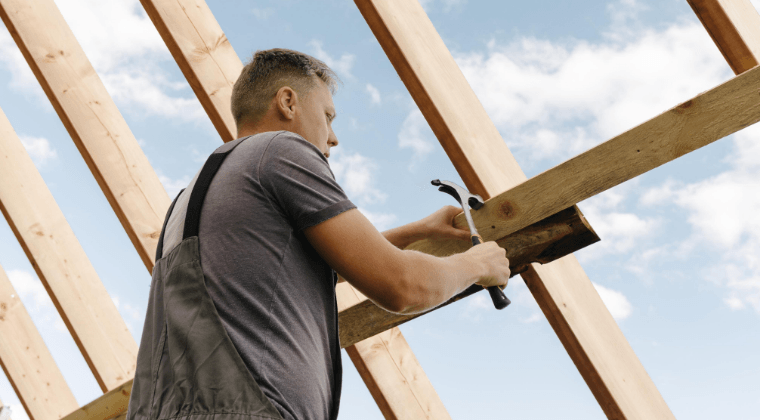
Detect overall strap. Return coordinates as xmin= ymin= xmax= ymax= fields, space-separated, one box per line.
xmin=155 ymin=188 xmax=185 ymax=261
xmin=183 ymin=137 xmax=248 ymax=240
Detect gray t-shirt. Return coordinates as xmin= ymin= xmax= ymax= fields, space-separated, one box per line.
xmin=161 ymin=131 xmax=355 ymax=420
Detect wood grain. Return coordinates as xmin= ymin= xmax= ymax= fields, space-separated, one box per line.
xmin=0 ymin=0 xmax=171 ymax=273
xmin=0 ymin=107 xmax=137 ymax=392
xmin=0 ymin=263 xmax=79 ymax=420
xmin=688 ymin=0 xmax=760 ymax=74
xmin=61 ymin=380 xmax=131 ymax=420
xmin=355 ymin=0 xmax=675 ymax=418
xmin=339 ymin=206 xmax=600 ymax=347
xmin=139 ymin=0 xmax=242 ymax=142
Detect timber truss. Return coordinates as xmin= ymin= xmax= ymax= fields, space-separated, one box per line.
xmin=0 ymin=0 xmax=758 ymax=419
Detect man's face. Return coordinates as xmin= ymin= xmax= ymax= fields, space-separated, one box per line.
xmin=294 ymin=78 xmax=338 ymax=158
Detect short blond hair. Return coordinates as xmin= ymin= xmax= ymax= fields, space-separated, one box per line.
xmin=231 ymin=48 xmax=339 ymax=130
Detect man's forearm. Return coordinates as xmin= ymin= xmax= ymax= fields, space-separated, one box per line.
xmin=382 ymin=220 xmax=427 ymax=249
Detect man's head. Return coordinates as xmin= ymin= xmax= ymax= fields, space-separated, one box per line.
xmin=232 ymin=49 xmax=340 ymax=157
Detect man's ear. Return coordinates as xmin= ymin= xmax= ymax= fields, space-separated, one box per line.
xmin=274 ymin=86 xmax=298 ymax=121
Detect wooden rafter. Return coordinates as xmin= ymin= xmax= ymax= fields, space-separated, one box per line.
xmin=0 ymin=0 xmax=171 ymax=274
xmin=354 ymin=0 xmax=675 ymax=418
xmin=0 ymin=262 xmax=78 ymax=420
xmin=688 ymin=0 xmax=760 ymax=74
xmin=135 ymin=1 xmax=452 ymax=418
xmin=0 ymin=105 xmax=137 ymax=393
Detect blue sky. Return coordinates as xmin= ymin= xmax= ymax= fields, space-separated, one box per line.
xmin=0 ymin=0 xmax=759 ymax=419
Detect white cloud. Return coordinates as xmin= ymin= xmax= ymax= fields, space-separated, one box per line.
xmin=454 ymin=12 xmax=730 ymax=168
xmin=659 ymin=125 xmax=760 ymax=312
xmin=398 ymin=109 xmax=436 ymax=167
xmin=19 ymin=135 xmax=57 ymax=166
xmin=358 ymin=208 xmax=397 ymax=231
xmin=251 ymin=8 xmax=275 ymax=20
xmin=329 ymin=150 xmax=387 ymax=205
xmin=365 ymin=84 xmax=381 ymax=105
xmin=593 ymin=282 xmax=633 ymax=320
xmin=309 ymin=40 xmax=355 ymax=79
xmin=7 ymin=269 xmax=52 ymax=311
xmin=158 ymin=173 xmax=191 ymax=198
xmin=6 ymin=404 xmax=30 ymax=420
xmin=578 ymin=187 xmax=659 ymax=260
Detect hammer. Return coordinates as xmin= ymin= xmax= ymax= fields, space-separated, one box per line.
xmin=432 ymin=179 xmax=511 ymax=310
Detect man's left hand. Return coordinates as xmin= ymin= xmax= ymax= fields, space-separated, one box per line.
xmin=419 ymin=205 xmax=471 ymax=242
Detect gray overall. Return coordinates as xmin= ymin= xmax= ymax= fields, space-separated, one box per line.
xmin=127 ymin=137 xmax=284 ymax=420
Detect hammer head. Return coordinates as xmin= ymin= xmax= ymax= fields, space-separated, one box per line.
xmin=431 ymin=179 xmax=484 ymax=210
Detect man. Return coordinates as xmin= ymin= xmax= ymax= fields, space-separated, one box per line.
xmin=127 ymin=49 xmax=510 ymax=420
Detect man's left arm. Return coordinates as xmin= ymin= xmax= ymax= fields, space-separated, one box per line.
xmin=382 ymin=205 xmax=470 ymax=249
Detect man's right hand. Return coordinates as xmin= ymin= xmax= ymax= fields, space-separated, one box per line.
xmin=463 ymin=241 xmax=511 ymax=289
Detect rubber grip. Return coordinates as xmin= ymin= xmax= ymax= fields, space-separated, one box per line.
xmin=471 ymin=235 xmax=511 ymax=310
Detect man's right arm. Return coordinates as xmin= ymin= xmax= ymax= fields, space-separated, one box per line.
xmin=304 ymin=208 xmax=510 ymax=314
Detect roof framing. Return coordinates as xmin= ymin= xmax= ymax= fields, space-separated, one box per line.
xmin=0 ymin=0 xmax=757 ymax=419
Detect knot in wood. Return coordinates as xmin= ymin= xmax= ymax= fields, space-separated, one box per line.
xmin=499 ymin=201 xmax=515 ymax=219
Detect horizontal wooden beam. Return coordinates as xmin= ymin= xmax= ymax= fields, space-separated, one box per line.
xmin=355 ymin=0 xmax=674 ymax=418
xmin=0 ymin=106 xmax=137 ymax=392
xmin=61 ymin=380 xmax=131 ymax=420
xmin=688 ymin=0 xmax=760 ymax=74
xmin=138 ymin=0 xmax=242 ymax=142
xmin=0 ymin=0 xmax=171 ymax=273
xmin=0 ymin=263 xmax=78 ymax=420
xmin=339 ymin=205 xmax=599 ymax=347
xmin=413 ymin=63 xmax=760 ymax=253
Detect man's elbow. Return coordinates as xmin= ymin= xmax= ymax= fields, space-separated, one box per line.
xmin=377 ymin=272 xmax=434 ymax=315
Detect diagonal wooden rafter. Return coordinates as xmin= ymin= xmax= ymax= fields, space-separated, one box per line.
xmin=0 ymin=261 xmax=78 ymax=420
xmin=136 ymin=1 xmax=452 ymax=418
xmin=0 ymin=0 xmax=171 ymax=275
xmin=354 ymin=0 xmax=676 ymax=418
xmin=688 ymin=0 xmax=760 ymax=74
xmin=0 ymin=105 xmax=137 ymax=393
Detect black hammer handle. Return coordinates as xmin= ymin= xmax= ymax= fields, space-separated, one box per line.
xmin=471 ymin=234 xmax=511 ymax=310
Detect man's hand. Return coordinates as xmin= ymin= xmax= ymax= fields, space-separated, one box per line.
xmin=383 ymin=205 xmax=470 ymax=249
xmin=418 ymin=205 xmax=471 ymax=242
xmin=461 ymin=241 xmax=511 ymax=289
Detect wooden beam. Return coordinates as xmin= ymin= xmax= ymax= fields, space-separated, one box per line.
xmin=0 ymin=263 xmax=78 ymax=420
xmin=61 ymin=380 xmax=131 ymax=420
xmin=408 ymin=63 xmax=760 ymax=256
xmin=688 ymin=0 xmax=760 ymax=74
xmin=138 ymin=0 xmax=243 ymax=142
xmin=0 ymin=106 xmax=137 ymax=392
xmin=0 ymin=0 xmax=171 ymax=273
xmin=337 ymin=287 xmax=452 ymax=420
xmin=354 ymin=0 xmax=675 ymax=418
xmin=339 ymin=205 xmax=599 ymax=347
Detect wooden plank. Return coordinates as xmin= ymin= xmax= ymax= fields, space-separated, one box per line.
xmin=688 ymin=0 xmax=760 ymax=74
xmin=139 ymin=0 xmax=243 ymax=142
xmin=0 ymin=0 xmax=171 ymax=273
xmin=61 ymin=380 xmax=131 ymax=420
xmin=339 ymin=205 xmax=599 ymax=347
xmin=337 ymin=287 xmax=451 ymax=420
xmin=0 ymin=107 xmax=137 ymax=392
xmin=0 ymin=263 xmax=78 ymax=420
xmin=354 ymin=0 xmax=675 ymax=418
xmin=136 ymin=2 xmax=453 ymax=418
xmin=408 ymin=63 xmax=760 ymax=256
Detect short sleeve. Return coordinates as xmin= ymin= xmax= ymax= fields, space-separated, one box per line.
xmin=259 ymin=132 xmax=356 ymax=231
